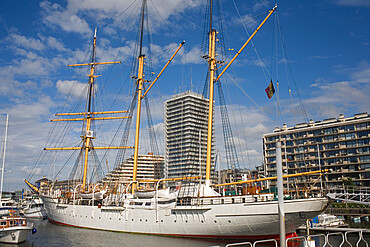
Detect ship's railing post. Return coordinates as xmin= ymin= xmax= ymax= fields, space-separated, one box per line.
xmin=50 ymin=182 xmax=54 ymax=198
xmin=92 ymin=183 xmax=101 ymax=218
xmin=125 ymin=181 xmax=137 ymax=201
xmin=73 ymin=183 xmax=82 ymax=216
xmin=155 ymin=179 xmax=164 ymax=222
xmin=92 ymin=183 xmax=101 ymax=207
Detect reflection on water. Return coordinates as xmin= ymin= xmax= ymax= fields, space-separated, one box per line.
xmin=20 ymin=219 xmax=229 ymax=247
xmin=7 ymin=218 xmax=369 ymax=247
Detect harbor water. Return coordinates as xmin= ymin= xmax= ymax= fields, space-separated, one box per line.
xmin=8 ymin=218 xmax=369 ymax=247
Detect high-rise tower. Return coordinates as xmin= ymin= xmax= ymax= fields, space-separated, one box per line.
xmin=165 ymin=91 xmax=215 ymax=180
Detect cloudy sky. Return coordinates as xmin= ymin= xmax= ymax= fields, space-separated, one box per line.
xmin=0 ymin=0 xmax=369 ymax=191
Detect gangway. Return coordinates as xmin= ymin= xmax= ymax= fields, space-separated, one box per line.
xmin=327 ymin=186 xmax=370 ymax=206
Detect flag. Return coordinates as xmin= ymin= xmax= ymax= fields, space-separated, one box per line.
xmin=265 ymin=80 xmax=275 ymax=99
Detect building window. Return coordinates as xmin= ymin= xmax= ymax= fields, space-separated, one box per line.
xmin=357 ymin=131 xmax=368 ymax=138
xmin=324 ymin=127 xmax=337 ymax=134
xmin=267 ymin=143 xmax=275 ymax=149
xmin=356 ymin=123 xmax=367 ymax=130
xmin=295 ymin=147 xmax=305 ymax=153
xmin=268 ymin=136 xmax=276 ymax=142
xmin=345 ymin=125 xmax=355 ymax=131
xmin=346 ymin=140 xmax=357 ymax=147
xmin=314 ymin=130 xmax=322 ymax=135
xmin=358 ymin=139 xmax=369 ymax=146
xmin=323 ymin=135 xmax=335 ymax=142
xmin=359 ymin=147 xmax=370 ymax=154
xmin=359 ymin=156 xmax=370 ymax=163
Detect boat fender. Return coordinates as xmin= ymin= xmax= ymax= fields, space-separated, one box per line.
xmin=32 ymin=228 xmax=37 ymax=235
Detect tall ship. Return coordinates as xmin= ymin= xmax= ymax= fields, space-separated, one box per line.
xmin=28 ymin=0 xmax=329 ymax=240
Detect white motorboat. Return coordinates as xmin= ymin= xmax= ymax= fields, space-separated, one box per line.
xmin=22 ymin=198 xmax=47 ymax=219
xmin=0 ymin=216 xmax=34 ymax=244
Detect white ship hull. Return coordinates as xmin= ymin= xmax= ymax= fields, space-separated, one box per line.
xmin=0 ymin=225 xmax=33 ymax=244
xmin=23 ymin=207 xmax=48 ymax=219
xmin=42 ymin=195 xmax=328 ymax=239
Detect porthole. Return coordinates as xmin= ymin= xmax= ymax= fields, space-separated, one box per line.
xmin=214 ymin=220 xmax=217 ymax=223
xmin=174 ymin=220 xmax=177 ymax=223
xmin=228 ymin=220 xmax=231 ymax=223
xmin=201 ymin=220 xmax=204 ymax=223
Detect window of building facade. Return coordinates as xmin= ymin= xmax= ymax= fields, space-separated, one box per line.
xmin=356 ymin=123 xmax=367 ymax=130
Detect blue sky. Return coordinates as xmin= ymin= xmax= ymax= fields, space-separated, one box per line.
xmin=0 ymin=0 xmax=369 ymax=191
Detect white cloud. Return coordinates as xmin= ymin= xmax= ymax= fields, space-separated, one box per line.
xmin=21 ymin=166 xmax=43 ymax=176
xmin=253 ymin=1 xmax=270 ymax=12
xmin=178 ymin=46 xmax=202 ymax=64
xmin=333 ymin=0 xmax=370 ymax=7
xmin=306 ymin=80 xmax=369 ymax=119
xmin=231 ymin=13 xmax=258 ymax=31
xmin=40 ymin=1 xmax=92 ymax=36
xmin=39 ymin=0 xmax=204 ymax=36
xmin=8 ymin=33 xmax=45 ymax=51
xmin=350 ymin=60 xmax=370 ymax=83
xmin=46 ymin=36 xmax=69 ymax=51
xmin=56 ymin=80 xmax=88 ymax=98
xmin=0 ymin=100 xmax=55 ymax=191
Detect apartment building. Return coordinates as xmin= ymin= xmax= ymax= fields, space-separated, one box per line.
xmin=165 ymin=91 xmax=216 ymax=180
xmin=263 ymin=113 xmax=370 ymax=192
xmin=102 ymin=153 xmax=164 ymax=184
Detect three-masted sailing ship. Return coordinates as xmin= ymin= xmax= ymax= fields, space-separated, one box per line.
xmin=29 ymin=0 xmax=329 ymax=240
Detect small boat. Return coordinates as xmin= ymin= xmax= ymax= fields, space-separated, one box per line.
xmin=0 ymin=115 xmax=35 ymax=243
xmin=352 ymin=216 xmax=361 ymax=223
xmin=78 ymin=190 xmax=106 ymax=200
xmin=0 ymin=115 xmax=19 ymax=217
xmin=0 ymin=216 xmax=34 ymax=244
xmin=0 ymin=198 xmax=19 ymax=216
xmin=135 ymin=188 xmax=177 ymax=199
xmin=21 ymin=198 xmax=47 ymax=219
xmin=315 ymin=213 xmax=346 ymax=227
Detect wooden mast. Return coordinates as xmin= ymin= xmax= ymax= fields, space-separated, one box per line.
xmin=131 ymin=0 xmax=147 ymax=194
xmin=131 ymin=0 xmax=184 ymax=193
xmin=204 ymin=4 xmax=277 ymax=186
xmin=205 ymin=0 xmax=216 ymax=186
xmin=44 ymin=27 xmax=127 ymax=191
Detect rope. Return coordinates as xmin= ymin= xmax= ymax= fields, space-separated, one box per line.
xmin=276 ymin=12 xmax=309 ymax=123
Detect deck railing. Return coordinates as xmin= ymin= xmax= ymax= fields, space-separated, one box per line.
xmin=225 ymin=229 xmax=369 ymax=247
